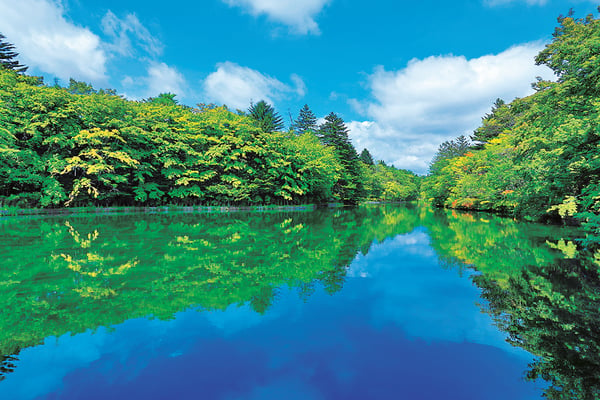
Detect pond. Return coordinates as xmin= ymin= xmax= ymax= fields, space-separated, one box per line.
xmin=0 ymin=204 xmax=597 ymax=399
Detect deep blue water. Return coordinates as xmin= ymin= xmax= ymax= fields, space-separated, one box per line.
xmin=1 ymin=222 xmax=544 ymax=400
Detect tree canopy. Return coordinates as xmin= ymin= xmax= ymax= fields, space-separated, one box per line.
xmin=0 ymin=69 xmax=418 ymax=208
xmin=420 ymin=10 xmax=600 ymax=248
xmin=145 ymin=92 xmax=179 ymax=106
xmin=318 ymin=112 xmax=366 ymax=203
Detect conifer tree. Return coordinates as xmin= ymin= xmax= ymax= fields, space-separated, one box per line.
xmin=292 ymin=104 xmax=317 ymax=134
xmin=0 ymin=33 xmax=27 ymax=73
xmin=429 ymin=135 xmax=471 ymax=175
xmin=248 ymin=100 xmax=284 ymax=133
xmin=318 ymin=112 xmax=364 ymax=203
xmin=470 ymin=98 xmax=513 ymax=150
xmin=318 ymin=112 xmax=352 ymax=149
xmin=359 ymin=148 xmax=375 ymax=165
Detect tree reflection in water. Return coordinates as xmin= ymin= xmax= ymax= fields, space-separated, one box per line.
xmin=0 ymin=205 xmax=417 ymax=381
xmin=422 ymin=207 xmax=599 ymax=400
xmin=475 ymin=257 xmax=600 ymax=400
xmin=1 ymin=204 xmax=598 ymax=400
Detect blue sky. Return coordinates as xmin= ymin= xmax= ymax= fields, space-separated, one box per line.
xmin=0 ymin=0 xmax=597 ymax=173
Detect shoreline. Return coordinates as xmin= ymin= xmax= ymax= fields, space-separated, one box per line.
xmin=0 ymin=203 xmax=358 ymax=217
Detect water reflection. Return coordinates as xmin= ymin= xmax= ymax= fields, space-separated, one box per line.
xmin=0 ymin=355 xmax=17 ymax=382
xmin=0 ymin=204 xmax=596 ymax=399
xmin=421 ymin=207 xmax=599 ymax=399
xmin=0 ymin=205 xmax=416 ymax=380
xmin=475 ymin=257 xmax=600 ymax=400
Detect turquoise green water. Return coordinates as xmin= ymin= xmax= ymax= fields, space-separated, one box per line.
xmin=0 ymin=204 xmax=596 ymax=399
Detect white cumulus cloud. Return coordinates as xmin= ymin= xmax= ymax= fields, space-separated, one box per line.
xmin=348 ymin=42 xmax=555 ymax=174
xmin=121 ymin=62 xmax=187 ymax=100
xmin=146 ymin=62 xmax=187 ymax=97
xmin=0 ymin=0 xmax=107 ymax=83
xmin=347 ymin=120 xmax=441 ymax=173
xmin=203 ymin=61 xmax=305 ymax=110
xmin=222 ymin=0 xmax=330 ymax=34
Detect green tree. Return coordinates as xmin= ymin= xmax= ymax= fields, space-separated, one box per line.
xmin=318 ymin=112 xmax=364 ymax=203
xmin=267 ymin=131 xmax=340 ymax=203
xmin=247 ymin=100 xmax=284 ymax=133
xmin=359 ymin=148 xmax=375 ymax=165
xmin=318 ymin=112 xmax=347 ymax=147
xmin=145 ymin=93 xmax=178 ymax=106
xmin=67 ymin=78 xmax=96 ymax=95
xmin=0 ymin=33 xmax=27 ymax=73
xmin=470 ymin=98 xmax=514 ymax=150
xmin=428 ymin=135 xmax=470 ymax=175
xmin=292 ymin=104 xmax=317 ymax=134
xmin=535 ymin=8 xmax=600 ymax=97
xmin=421 ymin=135 xmax=472 ymax=207
xmin=0 ymin=66 xmax=426 ymax=208
xmin=421 ymin=10 xmax=600 ymax=230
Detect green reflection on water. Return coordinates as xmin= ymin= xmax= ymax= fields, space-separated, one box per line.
xmin=0 ymin=205 xmax=418 ymax=370
xmin=421 ymin=206 xmax=599 ymax=400
xmin=475 ymin=257 xmax=600 ymax=400
xmin=1 ymin=204 xmax=598 ymax=400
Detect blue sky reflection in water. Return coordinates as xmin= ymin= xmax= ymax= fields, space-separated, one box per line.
xmin=1 ymin=226 xmax=543 ymax=400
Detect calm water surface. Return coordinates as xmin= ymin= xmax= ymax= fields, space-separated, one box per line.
xmin=0 ymin=204 xmax=596 ymax=399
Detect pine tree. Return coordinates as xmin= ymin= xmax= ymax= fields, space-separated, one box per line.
xmin=429 ymin=135 xmax=471 ymax=175
xmin=318 ymin=112 xmax=351 ymax=148
xmin=0 ymin=33 xmax=27 ymax=73
xmin=470 ymin=98 xmax=513 ymax=150
xmin=292 ymin=104 xmax=317 ymax=134
xmin=248 ymin=100 xmax=284 ymax=133
xmin=318 ymin=112 xmax=364 ymax=203
xmin=359 ymin=148 xmax=375 ymax=165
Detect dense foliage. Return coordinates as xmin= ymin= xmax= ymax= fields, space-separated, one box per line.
xmin=317 ymin=112 xmax=366 ymax=202
xmin=0 ymin=68 xmax=418 ymax=208
xmin=362 ymin=161 xmax=419 ymax=202
xmin=420 ymin=11 xmax=600 ymax=246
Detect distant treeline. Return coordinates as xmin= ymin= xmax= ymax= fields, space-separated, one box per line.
xmin=0 ymin=59 xmax=418 ymax=208
xmin=421 ymin=10 xmax=600 ymax=247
